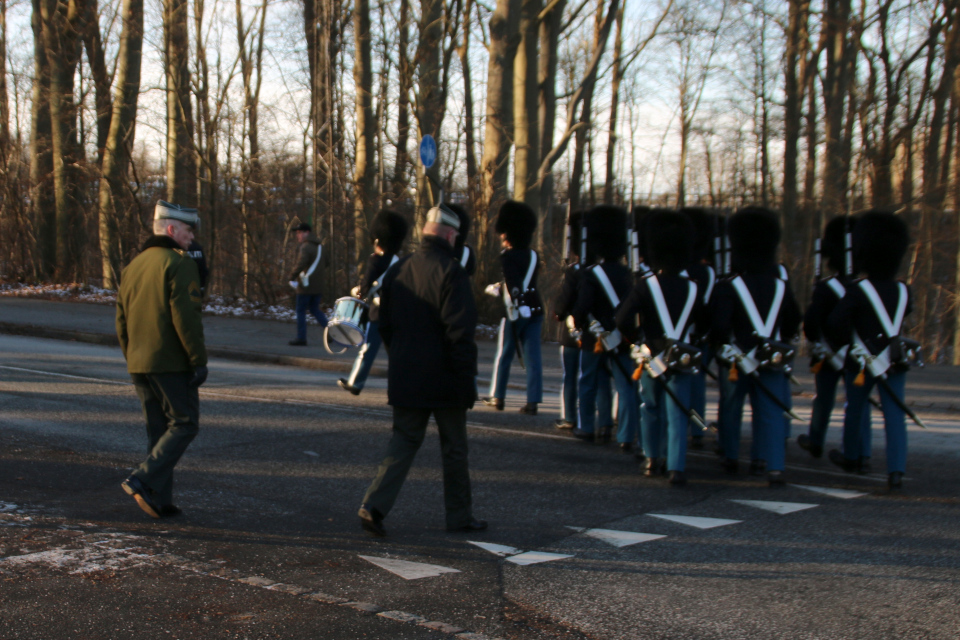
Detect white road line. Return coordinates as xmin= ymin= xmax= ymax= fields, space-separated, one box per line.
xmin=647 ymin=514 xmax=742 ymax=529
xmin=729 ymin=500 xmax=819 ymax=515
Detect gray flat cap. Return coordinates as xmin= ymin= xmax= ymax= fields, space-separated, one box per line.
xmin=426 ymin=204 xmax=460 ymax=231
xmin=155 ymin=200 xmax=200 ymax=229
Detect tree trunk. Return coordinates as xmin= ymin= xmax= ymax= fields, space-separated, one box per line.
xmin=30 ymin=0 xmax=55 ymax=277
xmin=570 ymin=0 xmax=606 ymax=213
xmin=164 ymin=0 xmax=196 ymax=206
xmin=459 ymin=0 xmax=480 ymax=213
xmin=603 ymin=2 xmax=624 ymax=206
xmin=353 ymin=0 xmax=376 ymax=264
xmin=392 ymin=0 xmax=412 ymax=201
xmin=820 ymin=0 xmax=853 ymax=217
xmin=512 ymin=0 xmax=541 ymax=214
xmin=414 ymin=0 xmax=445 ymax=229
xmin=782 ymin=0 xmax=809 ymax=233
xmin=81 ymin=0 xmax=111 ymax=164
xmin=97 ymin=0 xmax=143 ymax=289
xmin=536 ymin=0 xmax=565 ymax=249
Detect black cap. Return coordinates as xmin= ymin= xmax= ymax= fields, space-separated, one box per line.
xmin=293 ymin=222 xmax=312 ymax=232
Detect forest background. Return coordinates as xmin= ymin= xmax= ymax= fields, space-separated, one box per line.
xmin=1 ymin=0 xmax=959 ymax=362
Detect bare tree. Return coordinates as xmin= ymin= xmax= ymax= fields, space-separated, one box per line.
xmin=353 ymin=0 xmax=376 ymax=265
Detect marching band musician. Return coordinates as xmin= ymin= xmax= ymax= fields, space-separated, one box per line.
xmin=798 ymin=216 xmax=867 ymax=460
xmin=616 ymin=211 xmax=706 ymax=484
xmin=710 ymin=207 xmax=801 ymax=486
xmin=338 ymin=209 xmax=409 ymax=396
xmin=482 ymin=200 xmax=544 ymax=415
xmin=824 ymin=210 xmax=914 ymax=490
xmin=570 ymin=205 xmax=639 ymax=450
xmin=679 ymin=207 xmax=718 ymax=450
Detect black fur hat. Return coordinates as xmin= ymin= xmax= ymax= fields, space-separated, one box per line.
xmin=821 ymin=215 xmax=852 ymax=274
xmin=585 ymin=205 xmax=628 ymax=262
xmin=647 ymin=211 xmax=694 ymax=274
xmin=728 ymin=206 xmax=781 ymax=273
xmin=371 ymin=209 xmax=409 ymax=255
xmin=565 ymin=209 xmax=584 ymax=258
xmin=679 ymin=207 xmax=713 ymax=263
xmin=496 ymin=200 xmax=537 ymax=250
xmin=854 ymin=210 xmax=909 ymax=280
xmin=446 ymin=203 xmax=471 ymax=250
xmin=632 ymin=205 xmax=652 ymax=258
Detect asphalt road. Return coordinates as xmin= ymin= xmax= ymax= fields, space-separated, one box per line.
xmin=2 ymin=334 xmax=959 ymax=640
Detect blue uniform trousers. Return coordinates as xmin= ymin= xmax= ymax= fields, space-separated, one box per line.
xmin=295 ymin=294 xmax=328 ymax=341
xmin=719 ymin=369 xmax=790 ymax=471
xmin=489 ymin=315 xmax=543 ymax=404
xmin=640 ymin=371 xmax=693 ymax=471
xmin=579 ymin=349 xmax=637 ymax=443
xmin=560 ymin=345 xmax=580 ymax=423
xmin=346 ymin=320 xmax=383 ymax=390
xmin=841 ymin=369 xmax=907 ymax=473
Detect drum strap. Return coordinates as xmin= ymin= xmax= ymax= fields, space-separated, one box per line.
xmin=646 ymin=274 xmax=697 ymax=341
xmin=731 ymin=275 xmax=784 ymax=340
xmin=778 ymin=264 xmax=788 ymax=281
xmin=522 ymin=250 xmax=537 ymax=292
xmin=300 ymin=244 xmax=322 ymax=284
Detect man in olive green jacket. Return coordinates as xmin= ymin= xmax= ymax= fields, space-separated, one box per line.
xmin=116 ymin=201 xmax=208 ymax=518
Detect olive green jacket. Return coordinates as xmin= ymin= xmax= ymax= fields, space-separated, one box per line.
xmin=116 ymin=236 xmax=208 ymax=373
xmin=289 ymin=234 xmax=324 ymax=295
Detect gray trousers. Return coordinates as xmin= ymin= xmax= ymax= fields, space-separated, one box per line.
xmin=362 ymin=406 xmax=473 ymax=529
xmin=130 ymin=372 xmax=200 ymax=505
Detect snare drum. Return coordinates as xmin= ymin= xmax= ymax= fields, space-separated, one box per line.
xmin=324 ymin=296 xmax=369 ymax=354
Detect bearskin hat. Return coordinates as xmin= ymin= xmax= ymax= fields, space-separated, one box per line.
xmin=646 ymin=211 xmax=694 ymax=274
xmin=371 ymin=209 xmax=409 ymax=255
xmin=679 ymin=206 xmax=713 ymax=264
xmin=496 ymin=200 xmax=538 ymax=250
xmin=446 ymin=203 xmax=471 ymax=250
xmin=821 ymin=215 xmax=852 ymax=274
xmin=584 ymin=205 xmax=628 ymax=262
xmin=565 ymin=209 xmax=584 ymax=258
xmin=632 ymin=205 xmax=652 ymax=258
xmin=728 ymin=206 xmax=781 ymax=273
xmin=853 ymin=210 xmax=909 ymax=280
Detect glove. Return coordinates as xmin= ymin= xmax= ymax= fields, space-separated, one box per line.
xmin=350 ymin=285 xmax=361 ymax=298
xmin=288 ymin=280 xmax=299 ymax=290
xmin=189 ymin=365 xmax=208 ymax=388
xmin=484 ymin=283 xmax=501 ymax=297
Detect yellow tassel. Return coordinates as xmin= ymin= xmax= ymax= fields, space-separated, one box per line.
xmin=728 ymin=364 xmax=739 ymax=382
xmin=854 ymin=369 xmax=866 ymax=387
xmin=811 ymin=360 xmax=823 ymax=374
xmin=576 ymin=339 xmax=582 ymax=349
xmin=632 ymin=366 xmax=643 ymax=381
xmin=594 ymin=340 xmax=604 ymax=354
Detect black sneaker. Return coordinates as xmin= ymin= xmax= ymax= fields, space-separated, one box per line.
xmin=338 ymin=378 xmax=362 ymax=396
xmin=571 ymin=427 xmax=595 ymax=442
xmin=447 ymin=518 xmax=488 ymax=533
xmin=519 ymin=403 xmax=538 ymax=415
xmin=121 ymin=476 xmax=161 ymax=519
xmin=797 ymin=434 xmax=823 ymax=458
xmin=668 ymin=470 xmax=687 ymax=485
xmin=358 ymin=504 xmax=386 ymax=537
xmin=481 ymin=397 xmax=504 ymax=410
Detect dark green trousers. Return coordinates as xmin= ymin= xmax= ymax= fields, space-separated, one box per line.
xmin=363 ymin=406 xmax=473 ymax=529
xmin=130 ymin=372 xmax=199 ymax=505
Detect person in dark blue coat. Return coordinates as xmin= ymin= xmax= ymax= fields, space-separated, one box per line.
xmin=824 ymin=211 xmax=914 ymax=490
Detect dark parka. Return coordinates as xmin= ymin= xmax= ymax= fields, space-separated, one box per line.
xmin=116 ymin=236 xmax=207 ymax=373
xmin=289 ymin=234 xmax=324 ymax=295
xmin=379 ymin=236 xmax=478 ymax=408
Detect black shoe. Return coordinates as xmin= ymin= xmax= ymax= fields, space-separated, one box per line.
xmin=358 ymin=504 xmax=386 ymax=537
xmin=722 ymin=458 xmax=739 ymax=475
xmin=797 ymin=434 xmax=823 ymax=458
xmin=554 ymin=419 xmax=575 ymax=430
xmin=828 ymin=449 xmax=858 ymax=473
xmin=597 ymin=426 xmax=612 ymax=445
xmin=448 ymin=518 xmax=488 ymax=533
xmin=288 ymin=339 xmax=307 ymax=346
xmin=481 ymin=397 xmax=504 ymax=411
xmin=519 ymin=403 xmax=538 ymax=415
xmin=121 ymin=476 xmax=161 ymax=519
xmin=768 ymin=470 xmax=786 ymax=486
xmin=858 ymin=457 xmax=872 ymax=475
xmin=338 ymin=378 xmax=362 ymax=396
xmin=749 ymin=460 xmax=767 ymax=476
xmin=159 ymin=504 xmax=182 ymax=517
xmin=888 ymin=471 xmax=903 ymax=490
xmin=571 ymin=427 xmax=595 ymax=442
xmin=668 ymin=470 xmax=687 ymax=485
xmin=690 ymin=435 xmax=704 ymax=450
xmin=619 ymin=442 xmax=633 ymax=453
xmin=643 ymin=457 xmax=662 ymax=478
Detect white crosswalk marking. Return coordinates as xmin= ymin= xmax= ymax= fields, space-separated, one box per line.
xmin=359 ymin=556 xmax=460 ymax=580
xmin=467 ymin=541 xmax=523 ymax=557
xmin=569 ymin=527 xmax=666 ymax=547
xmin=506 ymin=551 xmax=575 ymax=566
xmin=730 ymin=500 xmax=819 ymax=515
xmin=647 ymin=514 xmax=741 ymax=529
xmin=791 ymin=484 xmax=868 ymax=499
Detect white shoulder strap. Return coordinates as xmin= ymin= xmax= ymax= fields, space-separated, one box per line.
xmin=646 ymin=275 xmax=698 ymax=341
xmin=703 ymin=265 xmax=716 ymax=303
xmin=522 ymin=250 xmax=537 ymax=292
xmin=858 ymin=280 xmax=907 ymax=338
xmin=591 ymin=265 xmax=620 ymax=309
xmin=825 ymin=276 xmax=845 ymax=299
xmin=778 ymin=264 xmax=788 ymax=281
xmin=460 ymin=246 xmax=470 ymax=268
xmin=302 ymin=243 xmax=322 ymax=279
xmin=731 ymin=276 xmax=784 ymax=339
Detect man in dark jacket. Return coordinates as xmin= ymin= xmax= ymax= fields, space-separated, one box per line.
xmin=116 ymin=200 xmax=208 ymax=518
xmin=288 ymin=222 xmax=328 ymax=346
xmin=358 ymin=204 xmax=486 ymax=537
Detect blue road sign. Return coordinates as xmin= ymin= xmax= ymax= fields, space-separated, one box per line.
xmin=419 ymin=135 xmax=437 ymax=169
